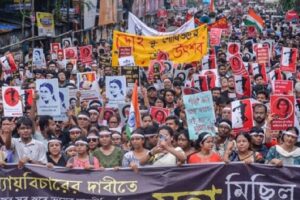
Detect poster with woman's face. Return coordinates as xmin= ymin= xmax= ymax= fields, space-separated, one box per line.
xmin=62 ymin=38 xmax=72 ymax=48
xmin=32 ymin=48 xmax=46 ymax=68
xmin=150 ymin=107 xmax=170 ymax=124
xmin=36 ymin=79 xmax=61 ymax=116
xmin=79 ymin=45 xmax=93 ymax=65
xmin=51 ymin=43 xmax=61 ymax=53
xmin=106 ymin=76 xmax=127 ymax=102
xmin=270 ymin=95 xmax=295 ymax=130
xmin=229 ymin=55 xmax=246 ymax=75
xmin=77 ymin=72 xmax=100 ymax=100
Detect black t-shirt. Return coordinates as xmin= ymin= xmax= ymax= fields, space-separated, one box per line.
xmin=47 ymin=154 xmax=67 ymax=167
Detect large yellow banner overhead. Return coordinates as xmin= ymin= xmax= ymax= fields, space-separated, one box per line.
xmin=112 ymin=25 xmax=208 ymax=67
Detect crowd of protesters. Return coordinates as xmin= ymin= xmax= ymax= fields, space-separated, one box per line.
xmin=0 ymin=1 xmax=300 ymax=171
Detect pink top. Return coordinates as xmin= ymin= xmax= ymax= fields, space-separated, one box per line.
xmin=70 ymin=156 xmax=100 ymax=170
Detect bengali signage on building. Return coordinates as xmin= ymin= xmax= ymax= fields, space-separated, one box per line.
xmin=1 ymin=163 xmax=299 ymax=199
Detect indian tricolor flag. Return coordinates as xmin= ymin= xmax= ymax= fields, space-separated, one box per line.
xmin=209 ymin=0 xmax=215 ymax=13
xmin=126 ymin=81 xmax=141 ymax=139
xmin=244 ymin=8 xmax=264 ymax=33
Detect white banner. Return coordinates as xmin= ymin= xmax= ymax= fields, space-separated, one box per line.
xmin=127 ymin=12 xmax=195 ymax=36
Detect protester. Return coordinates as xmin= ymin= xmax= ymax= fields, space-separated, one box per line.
xmin=266 ymin=128 xmax=300 ymax=166
xmin=122 ymin=129 xmax=149 ymax=169
xmin=174 ymin=130 xmax=196 ymax=158
xmin=0 ymin=0 xmax=300 ymax=175
xmin=224 ymin=133 xmax=264 ymax=164
xmin=188 ymin=132 xmax=222 ymax=164
xmin=5 ymin=117 xmax=47 ymax=168
xmin=66 ymin=137 xmax=101 ymax=170
xmin=151 ymin=126 xmax=186 ymax=166
xmin=46 ymin=139 xmax=67 ymax=168
xmin=92 ymin=130 xmax=123 ymax=168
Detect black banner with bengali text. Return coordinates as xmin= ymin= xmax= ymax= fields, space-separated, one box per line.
xmin=0 ymin=163 xmax=299 ymax=200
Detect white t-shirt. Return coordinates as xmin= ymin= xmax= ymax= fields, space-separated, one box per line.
xmin=12 ymin=138 xmax=47 ymax=164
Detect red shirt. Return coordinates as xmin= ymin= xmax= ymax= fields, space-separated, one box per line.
xmin=188 ymin=152 xmax=223 ymax=164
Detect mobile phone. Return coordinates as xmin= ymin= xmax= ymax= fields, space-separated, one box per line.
xmin=159 ymin=135 xmax=166 ymax=141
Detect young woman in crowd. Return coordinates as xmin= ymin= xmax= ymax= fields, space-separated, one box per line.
xmin=92 ymin=130 xmax=123 ymax=168
xmin=154 ymin=97 xmax=165 ymax=108
xmin=249 ymin=127 xmax=269 ymax=158
xmin=150 ymin=126 xmax=186 ymax=166
xmin=108 ymin=115 xmax=121 ymax=129
xmin=174 ymin=130 xmax=195 ymax=158
xmin=111 ymin=131 xmax=122 ymax=147
xmin=47 ymin=139 xmax=67 ymax=168
xmin=122 ymin=129 xmax=149 ymax=169
xmin=188 ymin=132 xmax=222 ymax=164
xmin=224 ymin=133 xmax=264 ymax=164
xmin=66 ymin=137 xmax=100 ymax=170
xmin=266 ymin=128 xmax=300 ymax=166
xmin=0 ymin=117 xmax=14 ymax=163
xmin=64 ymin=144 xmax=77 ymax=159
xmin=142 ymin=114 xmax=154 ymax=128
xmin=87 ymin=132 xmax=99 ymax=154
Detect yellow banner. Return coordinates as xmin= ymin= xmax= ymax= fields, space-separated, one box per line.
xmin=112 ymin=25 xmax=208 ymax=67
xmin=36 ymin=12 xmax=55 ymax=37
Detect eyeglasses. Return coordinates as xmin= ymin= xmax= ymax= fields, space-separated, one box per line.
xmin=87 ymin=138 xmax=98 ymax=143
xmin=109 ymin=121 xmax=118 ymax=124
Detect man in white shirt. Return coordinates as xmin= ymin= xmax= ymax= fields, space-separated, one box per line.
xmin=5 ymin=117 xmax=47 ymax=168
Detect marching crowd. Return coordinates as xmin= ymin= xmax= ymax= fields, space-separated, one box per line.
xmin=1 ymin=1 xmax=300 ymax=172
